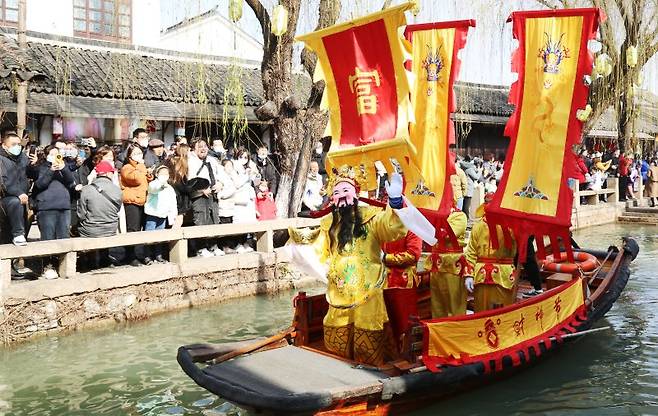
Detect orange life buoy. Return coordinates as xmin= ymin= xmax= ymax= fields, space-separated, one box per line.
xmin=541 ymin=251 xmax=598 ymax=274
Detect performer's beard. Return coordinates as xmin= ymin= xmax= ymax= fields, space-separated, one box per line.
xmin=331 ymin=202 xmax=365 ymax=252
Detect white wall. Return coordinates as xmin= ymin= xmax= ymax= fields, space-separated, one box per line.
xmin=159 ymin=14 xmax=262 ymax=61
xmin=27 ymin=0 xmax=74 ymax=37
xmin=132 ymin=0 xmax=161 ymax=47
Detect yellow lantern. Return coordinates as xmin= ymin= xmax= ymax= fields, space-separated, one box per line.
xmin=272 ymin=5 xmax=288 ymax=37
xmin=593 ymin=54 xmax=612 ymax=78
xmin=626 ymin=45 xmax=638 ymax=68
xmin=576 ymin=104 xmax=592 ymax=122
xmin=229 ymin=0 xmax=243 ymax=23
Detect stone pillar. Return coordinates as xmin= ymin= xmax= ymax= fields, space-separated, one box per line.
xmin=113 ymin=118 xmax=123 ymax=143
xmin=256 ymin=229 xmax=274 ymax=253
xmin=0 ymin=258 xmax=11 ymax=304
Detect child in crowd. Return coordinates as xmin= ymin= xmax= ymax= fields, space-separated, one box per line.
xmin=256 ymin=180 xmax=277 ymax=221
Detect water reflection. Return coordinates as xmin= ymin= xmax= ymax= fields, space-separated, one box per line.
xmin=0 ymin=224 xmax=655 ymax=415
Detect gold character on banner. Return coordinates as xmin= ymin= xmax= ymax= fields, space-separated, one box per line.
xmin=349 ymin=68 xmax=381 ymax=115
xmin=478 ymin=318 xmax=501 ymax=349
xmin=513 ymin=313 xmax=525 ymax=337
xmin=535 ymin=306 xmax=544 ymax=330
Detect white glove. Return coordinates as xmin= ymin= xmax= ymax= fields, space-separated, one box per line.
xmin=465 ymin=277 xmax=475 ymax=293
xmin=385 ymin=172 xmax=403 ymax=199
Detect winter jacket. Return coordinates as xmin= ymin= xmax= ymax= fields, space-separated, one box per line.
xmin=77 ymin=176 xmax=123 ymax=237
xmin=120 ymin=160 xmax=148 ymax=206
xmin=256 ymin=191 xmax=277 ymax=220
xmin=145 ymin=177 xmax=178 ymax=225
xmin=172 ymin=178 xmax=192 ymax=215
xmin=567 ymin=152 xmax=588 ymax=184
xmin=0 ymin=147 xmax=30 ymax=198
xmin=33 ymin=162 xmax=76 ymax=211
xmin=450 ymin=166 xmax=468 ymax=201
xmin=232 ymin=174 xmax=257 ymax=223
xmin=459 ymin=161 xmax=480 ymax=198
xmin=302 ymin=172 xmax=324 ymax=210
xmin=253 ymin=155 xmax=279 ymax=195
xmin=641 ymin=160 xmax=650 ymax=181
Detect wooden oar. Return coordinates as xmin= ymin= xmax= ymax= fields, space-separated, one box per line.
xmin=212 ymin=326 xmax=296 ymax=365
xmin=408 ymin=326 xmax=611 ymax=374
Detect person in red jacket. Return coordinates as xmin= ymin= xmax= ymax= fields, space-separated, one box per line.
xmin=381 ymin=231 xmax=422 ymax=353
xmin=255 ymin=180 xmax=277 ymax=221
xmin=618 ymin=151 xmax=631 ymax=201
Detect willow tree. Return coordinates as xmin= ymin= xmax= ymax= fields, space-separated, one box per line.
xmin=244 ymin=0 xmax=341 ymax=217
xmin=536 ymin=0 xmax=658 ymax=151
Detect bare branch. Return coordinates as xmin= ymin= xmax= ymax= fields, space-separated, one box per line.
xmin=244 ymin=0 xmax=271 ymax=28
xmin=535 ymin=0 xmax=565 ymax=9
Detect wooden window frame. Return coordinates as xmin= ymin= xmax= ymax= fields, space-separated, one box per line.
xmin=0 ymin=0 xmax=19 ymax=28
xmin=73 ymin=0 xmax=132 ymax=43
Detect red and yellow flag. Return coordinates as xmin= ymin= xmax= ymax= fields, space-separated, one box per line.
xmin=422 ymin=277 xmax=586 ymax=371
xmin=486 ymin=8 xmax=602 ymax=260
xmin=404 ymin=20 xmax=474 ymax=213
xmin=297 ymin=4 xmax=413 ymax=149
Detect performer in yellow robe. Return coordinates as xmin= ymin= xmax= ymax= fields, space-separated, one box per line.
xmin=289 ymin=165 xmax=408 ymax=365
xmin=430 ymin=209 xmax=468 ymax=318
xmin=463 ymin=193 xmax=518 ymax=312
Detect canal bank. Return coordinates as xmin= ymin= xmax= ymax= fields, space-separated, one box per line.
xmin=0 ymin=219 xmax=320 ymax=344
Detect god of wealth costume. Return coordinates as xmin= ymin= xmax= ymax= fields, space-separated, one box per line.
xmin=288 ymin=166 xmax=408 ymax=366
xmin=429 ymin=210 xmax=468 ymax=318
xmin=381 ymin=231 xmax=422 ymax=351
xmin=464 ymin=195 xmax=517 ymax=312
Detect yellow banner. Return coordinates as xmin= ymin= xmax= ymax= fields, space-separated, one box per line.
xmin=501 ymin=16 xmax=584 ymax=216
xmin=407 ymin=27 xmax=456 ymax=209
xmin=424 ymin=278 xmax=585 ymax=361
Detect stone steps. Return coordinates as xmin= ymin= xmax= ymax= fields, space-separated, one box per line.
xmin=618 ymin=215 xmax=658 ymax=224
xmin=626 ymin=207 xmax=658 ymax=214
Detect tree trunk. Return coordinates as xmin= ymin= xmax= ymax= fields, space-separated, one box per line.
xmin=247 ymin=0 xmax=340 ymax=217
xmin=16 ymin=0 xmax=27 ymax=140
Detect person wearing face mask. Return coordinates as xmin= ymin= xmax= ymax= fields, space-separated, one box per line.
xmin=116 ymin=128 xmax=150 ymax=170
xmin=33 ymin=145 xmax=77 ymax=279
xmin=253 ymin=145 xmax=278 ymax=196
xmin=286 ymin=165 xmax=409 ymax=366
xmin=120 ymin=144 xmax=150 ymax=266
xmin=235 ymin=149 xmax=258 ymax=181
xmin=0 ymin=131 xmax=33 ymax=246
xmin=146 ymin=138 xmax=166 ymax=170
xmin=144 ymin=166 xmax=178 ymax=263
xmin=209 ymin=138 xmax=227 ymax=161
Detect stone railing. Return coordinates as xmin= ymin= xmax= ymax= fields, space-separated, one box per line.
xmin=0 ymin=218 xmax=321 ymax=304
xmin=572 ymin=177 xmax=619 ymax=208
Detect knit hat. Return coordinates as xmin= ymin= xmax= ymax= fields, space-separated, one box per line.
xmin=95 ymin=160 xmax=115 ymax=175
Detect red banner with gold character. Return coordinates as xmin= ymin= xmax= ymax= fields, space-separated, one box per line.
xmin=297 ymin=4 xmax=413 ymax=148
xmin=422 ymin=277 xmax=586 ymax=372
xmin=485 ymin=8 xmax=602 ymax=261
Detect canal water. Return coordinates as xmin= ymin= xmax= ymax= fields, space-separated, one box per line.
xmin=0 ymin=223 xmax=656 ymax=415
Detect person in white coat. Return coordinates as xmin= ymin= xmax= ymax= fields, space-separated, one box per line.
xmin=144 ymin=165 xmax=178 ymax=263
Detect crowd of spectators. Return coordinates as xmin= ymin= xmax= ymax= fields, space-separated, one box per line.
xmin=0 ymin=128 xmax=282 ymax=279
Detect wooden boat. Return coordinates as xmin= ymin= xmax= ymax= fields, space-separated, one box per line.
xmin=177 ymin=238 xmax=639 ymax=415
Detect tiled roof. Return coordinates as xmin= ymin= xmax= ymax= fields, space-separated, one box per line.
xmin=0 ymin=35 xmax=313 ymax=108
xmin=0 ymin=35 xmax=47 ymax=79
xmin=455 ymin=82 xmax=514 ymax=117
